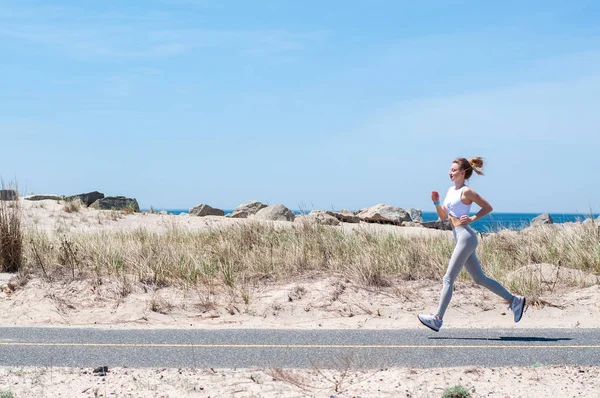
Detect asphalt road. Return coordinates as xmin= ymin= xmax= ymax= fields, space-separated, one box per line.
xmin=0 ymin=327 xmax=598 ymax=369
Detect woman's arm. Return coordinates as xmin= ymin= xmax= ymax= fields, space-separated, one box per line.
xmin=462 ymin=187 xmax=493 ymax=223
xmin=431 ymin=189 xmax=449 ymax=220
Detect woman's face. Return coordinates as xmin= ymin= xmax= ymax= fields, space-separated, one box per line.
xmin=449 ymin=162 xmax=465 ymax=182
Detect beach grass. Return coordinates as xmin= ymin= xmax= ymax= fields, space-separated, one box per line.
xmin=20 ymin=219 xmax=600 ymax=300
xmin=0 ymin=183 xmax=23 ymax=273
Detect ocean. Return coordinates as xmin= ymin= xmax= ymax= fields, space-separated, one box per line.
xmin=145 ymin=209 xmax=599 ymax=232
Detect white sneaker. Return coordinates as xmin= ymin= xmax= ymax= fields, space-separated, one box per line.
xmin=418 ymin=313 xmax=443 ymax=332
xmin=509 ymin=295 xmax=526 ymax=323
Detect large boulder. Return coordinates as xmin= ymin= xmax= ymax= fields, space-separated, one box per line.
xmin=66 ymin=191 xmax=104 ymax=207
xmin=253 ymin=204 xmax=295 ymax=222
xmin=227 ymin=200 xmax=267 ymax=218
xmin=356 ymin=204 xmax=411 ymax=225
xmin=421 ymin=220 xmax=452 ymax=231
xmin=189 ymin=204 xmax=224 ymax=217
xmin=24 ymin=194 xmax=63 ymax=201
xmin=0 ymin=190 xmax=17 ymax=200
xmin=305 ymin=210 xmax=340 ymax=226
xmin=327 ymin=209 xmax=360 ymax=224
xmin=407 ymin=208 xmax=423 ymax=223
xmin=90 ymin=196 xmax=140 ymax=212
xmin=531 ymin=213 xmax=553 ymax=226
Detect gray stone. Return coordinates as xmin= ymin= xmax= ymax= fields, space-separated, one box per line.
xmin=253 ymin=204 xmax=295 ymax=222
xmin=403 ymin=221 xmax=424 ymax=228
xmin=67 ymin=191 xmax=105 ymax=207
xmin=158 ymin=210 xmax=168 ymax=215
xmin=0 ymin=190 xmax=17 ymax=200
xmin=421 ymin=220 xmax=452 ymax=231
xmin=407 ymin=208 xmax=423 ymax=223
xmin=90 ymin=196 xmax=140 ymax=212
xmin=227 ymin=200 xmax=267 ymax=218
xmin=531 ymin=213 xmax=553 ymax=226
xmin=189 ymin=204 xmax=224 ymax=217
xmin=306 ymin=210 xmax=340 ymax=226
xmin=356 ymin=204 xmax=411 ymax=225
xmin=327 ymin=209 xmax=360 ymax=224
xmin=24 ymin=194 xmax=63 ymax=201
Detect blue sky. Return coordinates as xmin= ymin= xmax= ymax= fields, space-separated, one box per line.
xmin=1 ymin=0 xmax=599 ymax=213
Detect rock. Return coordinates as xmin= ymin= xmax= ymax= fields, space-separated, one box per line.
xmin=293 ymin=215 xmax=308 ymax=223
xmin=90 ymin=196 xmax=140 ymax=212
xmin=421 ymin=220 xmax=452 ymax=231
xmin=24 ymin=194 xmax=63 ymax=201
xmin=93 ymin=366 xmax=108 ymax=376
xmin=189 ymin=204 xmax=225 ymax=217
xmin=253 ymin=204 xmax=295 ymax=221
xmin=403 ymin=221 xmax=424 ymax=228
xmin=531 ymin=213 xmax=553 ymax=226
xmin=356 ymin=204 xmax=411 ymax=225
xmin=0 ymin=190 xmax=17 ymax=200
xmin=327 ymin=209 xmax=360 ymax=224
xmin=306 ymin=210 xmax=340 ymax=226
xmin=66 ymin=191 xmax=104 ymax=207
xmin=227 ymin=200 xmax=267 ymax=218
xmin=407 ymin=208 xmax=423 ymax=223
xmin=158 ymin=210 xmax=168 ymax=215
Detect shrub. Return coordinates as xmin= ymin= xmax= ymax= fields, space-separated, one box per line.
xmin=442 ymin=384 xmax=471 ymax=398
xmin=63 ymin=198 xmax=83 ymax=213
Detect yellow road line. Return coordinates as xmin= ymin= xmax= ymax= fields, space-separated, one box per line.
xmin=0 ymin=342 xmax=599 ymax=349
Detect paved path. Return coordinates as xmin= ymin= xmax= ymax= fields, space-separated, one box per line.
xmin=0 ymin=327 xmax=598 ymax=368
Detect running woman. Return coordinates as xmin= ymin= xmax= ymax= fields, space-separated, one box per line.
xmin=418 ymin=157 xmax=525 ymax=332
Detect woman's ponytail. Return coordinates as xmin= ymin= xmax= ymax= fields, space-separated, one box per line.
xmin=469 ymin=157 xmax=484 ymax=176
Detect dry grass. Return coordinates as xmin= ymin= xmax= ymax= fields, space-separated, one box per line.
xmin=19 ymin=220 xmax=600 ymax=299
xmin=62 ymin=198 xmax=83 ymax=213
xmin=478 ymin=224 xmax=600 ymax=296
xmin=0 ymin=183 xmax=23 ymax=273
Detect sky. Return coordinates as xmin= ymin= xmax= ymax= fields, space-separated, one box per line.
xmin=1 ymin=0 xmax=600 ymax=213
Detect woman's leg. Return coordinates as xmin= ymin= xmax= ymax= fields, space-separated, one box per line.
xmin=464 ymin=251 xmax=514 ymax=302
xmin=435 ymin=227 xmax=478 ymax=319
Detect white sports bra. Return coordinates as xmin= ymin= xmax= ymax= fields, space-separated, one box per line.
xmin=443 ymin=186 xmax=471 ymax=218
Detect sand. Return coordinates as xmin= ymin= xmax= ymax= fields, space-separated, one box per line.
xmin=1 ymin=364 xmax=598 ymax=397
xmin=0 ymin=198 xmax=599 ymax=397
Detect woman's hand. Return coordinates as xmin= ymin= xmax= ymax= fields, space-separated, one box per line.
xmin=431 ymin=191 xmax=440 ymax=202
xmin=459 ymin=215 xmax=473 ymax=225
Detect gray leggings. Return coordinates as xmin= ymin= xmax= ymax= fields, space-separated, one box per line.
xmin=436 ymin=225 xmax=514 ymax=319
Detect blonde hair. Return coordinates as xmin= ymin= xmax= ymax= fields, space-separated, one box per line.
xmin=453 ymin=157 xmax=484 ymax=179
